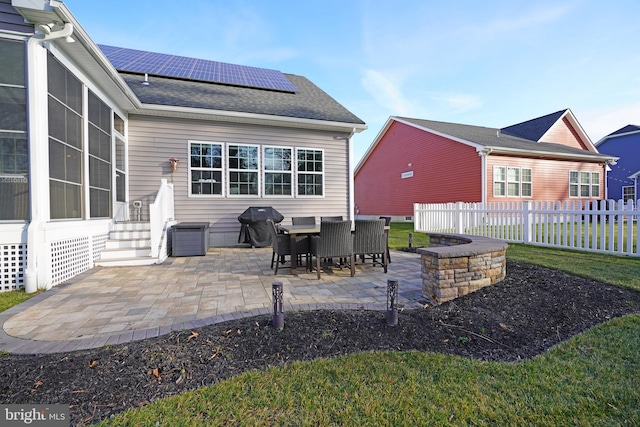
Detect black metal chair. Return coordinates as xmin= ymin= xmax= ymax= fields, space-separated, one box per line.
xmin=310 ymin=220 xmax=354 ymax=279
xmin=320 ymin=216 xmax=343 ymax=222
xmin=292 ymin=216 xmax=316 ymax=226
xmin=266 ymin=219 xmax=309 ymax=275
xmin=353 ymin=219 xmax=388 ymax=273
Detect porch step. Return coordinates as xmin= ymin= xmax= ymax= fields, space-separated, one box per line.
xmin=97 ymin=221 xmax=158 ymax=267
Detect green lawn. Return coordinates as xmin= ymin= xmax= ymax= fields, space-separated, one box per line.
xmin=2 ymin=224 xmax=638 ymax=426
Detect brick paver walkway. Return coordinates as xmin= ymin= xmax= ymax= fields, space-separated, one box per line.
xmin=0 ymin=248 xmax=425 ymax=354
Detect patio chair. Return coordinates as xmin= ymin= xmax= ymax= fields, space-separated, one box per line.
xmin=320 ymin=215 xmax=343 ymax=222
xmin=353 ymin=219 xmax=388 ymax=273
xmin=266 ymin=219 xmax=309 ymax=275
xmin=310 ymin=220 xmax=354 ymax=279
xmin=292 ymin=216 xmax=316 ymax=225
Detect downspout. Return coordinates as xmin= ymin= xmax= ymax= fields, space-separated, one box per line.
xmin=478 ymin=148 xmax=492 ymax=205
xmin=24 ymin=23 xmax=75 ymax=293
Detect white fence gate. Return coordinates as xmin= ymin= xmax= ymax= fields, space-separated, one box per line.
xmin=414 ymin=200 xmax=640 ymax=256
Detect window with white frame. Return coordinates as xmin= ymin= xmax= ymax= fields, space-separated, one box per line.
xmin=228 ymin=144 xmax=259 ymax=195
xmin=570 ymin=171 xmax=600 ymax=198
xmin=263 ymin=146 xmax=292 ymax=196
xmin=494 ymin=166 xmax=506 ymax=196
xmin=297 ymin=148 xmax=324 ymax=196
xmin=521 ymin=167 xmax=532 ymax=197
xmin=189 ymin=141 xmax=223 ymax=196
xmin=623 ymin=186 xmax=635 ymax=202
xmin=494 ymin=166 xmax=531 ymax=197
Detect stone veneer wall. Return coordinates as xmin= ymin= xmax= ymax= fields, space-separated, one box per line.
xmin=418 ymin=233 xmax=508 ymax=304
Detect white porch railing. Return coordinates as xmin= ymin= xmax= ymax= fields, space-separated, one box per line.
xmin=149 ymin=179 xmax=175 ymax=259
xmin=414 ymin=199 xmax=640 ymax=256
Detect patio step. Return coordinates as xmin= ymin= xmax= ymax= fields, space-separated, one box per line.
xmin=96 ymin=222 xmax=158 ymax=267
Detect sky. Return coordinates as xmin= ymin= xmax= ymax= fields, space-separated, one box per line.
xmin=62 ymin=0 xmax=640 ymax=165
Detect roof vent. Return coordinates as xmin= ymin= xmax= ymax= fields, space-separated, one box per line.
xmin=142 ymin=73 xmax=149 ymax=85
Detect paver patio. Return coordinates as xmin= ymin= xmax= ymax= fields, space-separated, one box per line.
xmin=0 ymin=248 xmax=425 ymax=354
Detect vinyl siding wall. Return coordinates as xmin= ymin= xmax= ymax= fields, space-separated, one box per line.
xmin=486 ymin=155 xmax=606 ymax=203
xmin=0 ymin=0 xmax=33 ymax=33
xmin=541 ymin=117 xmax=590 ymax=150
xmin=355 ymin=121 xmax=481 ymax=217
xmin=596 ymin=133 xmax=640 ymax=200
xmin=128 ymin=115 xmax=352 ymax=245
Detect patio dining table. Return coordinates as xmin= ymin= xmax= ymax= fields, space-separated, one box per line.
xmin=278 ymin=223 xmax=389 ymax=275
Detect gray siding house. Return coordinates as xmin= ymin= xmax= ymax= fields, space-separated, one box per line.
xmin=0 ymin=0 xmax=366 ymax=292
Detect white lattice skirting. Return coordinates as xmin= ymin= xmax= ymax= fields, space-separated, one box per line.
xmin=0 ymin=233 xmax=109 ymax=292
xmin=0 ymin=244 xmax=26 ymax=292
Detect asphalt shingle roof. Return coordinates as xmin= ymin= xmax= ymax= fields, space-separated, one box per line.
xmin=119 ymin=72 xmax=365 ymax=125
xmin=500 ymin=110 xmax=566 ymax=141
xmin=397 ymin=116 xmax=611 ymax=160
xmin=608 ymin=124 xmax=640 ymax=137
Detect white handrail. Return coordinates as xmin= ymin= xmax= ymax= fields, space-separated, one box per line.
xmin=149 ymin=179 xmax=174 ymax=258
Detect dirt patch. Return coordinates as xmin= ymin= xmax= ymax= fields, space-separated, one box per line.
xmin=1 ymin=260 xmax=639 ymax=426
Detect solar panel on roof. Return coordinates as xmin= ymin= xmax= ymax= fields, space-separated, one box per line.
xmin=99 ymin=45 xmax=298 ymax=93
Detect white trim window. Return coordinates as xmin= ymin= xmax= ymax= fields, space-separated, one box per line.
xmin=296 ymin=148 xmax=324 ymax=196
xmin=228 ymin=144 xmax=259 ymax=196
xmin=263 ymin=146 xmax=292 ymax=196
xmin=622 ymin=185 xmax=634 ymax=202
xmin=570 ymin=171 xmax=600 ymax=198
xmin=494 ymin=166 xmax=531 ymax=197
xmin=189 ymin=141 xmax=223 ymax=196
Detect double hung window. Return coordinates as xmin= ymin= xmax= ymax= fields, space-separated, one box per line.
xmin=297 ymin=149 xmax=324 ymax=196
xmin=264 ymin=146 xmax=292 ymax=196
xmin=494 ymin=166 xmax=531 ymax=197
xmin=570 ymin=171 xmax=600 ymax=198
xmin=189 ymin=142 xmax=223 ymax=196
xmin=188 ymin=142 xmax=325 ymax=198
xmin=228 ymin=144 xmax=259 ymax=195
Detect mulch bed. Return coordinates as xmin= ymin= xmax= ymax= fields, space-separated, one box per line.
xmin=1 ymin=259 xmax=640 ymax=425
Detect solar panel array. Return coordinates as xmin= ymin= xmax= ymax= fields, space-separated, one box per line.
xmin=99 ymin=45 xmax=298 ymax=93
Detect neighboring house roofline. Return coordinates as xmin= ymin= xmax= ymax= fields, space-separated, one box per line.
xmin=355 ymin=114 xmax=617 ymax=175
xmin=628 ymin=170 xmax=640 ymax=180
xmin=134 ymin=103 xmax=368 ymax=134
xmin=595 ymin=125 xmax=640 ymax=146
xmin=354 ymin=116 xmax=395 ymax=174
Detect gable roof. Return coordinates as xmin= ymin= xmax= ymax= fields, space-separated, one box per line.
xmin=500 ymin=110 xmax=566 ymax=141
xmin=119 ymin=71 xmax=365 ymax=128
xmin=396 ymin=117 xmax=613 ymax=160
xmin=356 ymin=114 xmax=617 ymax=173
xmin=595 ymin=124 xmax=640 ymax=146
xmin=11 ymin=1 xmax=365 ymax=133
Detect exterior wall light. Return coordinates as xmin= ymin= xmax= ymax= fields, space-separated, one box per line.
xmin=169 ymin=157 xmax=179 ymax=172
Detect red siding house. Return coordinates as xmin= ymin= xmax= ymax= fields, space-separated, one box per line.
xmin=355 ymin=110 xmax=618 ymax=218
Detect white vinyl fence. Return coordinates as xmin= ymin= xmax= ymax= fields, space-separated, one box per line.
xmin=414 ymin=199 xmax=640 ymax=256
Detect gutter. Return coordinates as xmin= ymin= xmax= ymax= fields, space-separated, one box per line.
xmin=135 ymin=103 xmax=368 ymax=133
xmin=482 ymin=145 xmax=618 ymax=164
